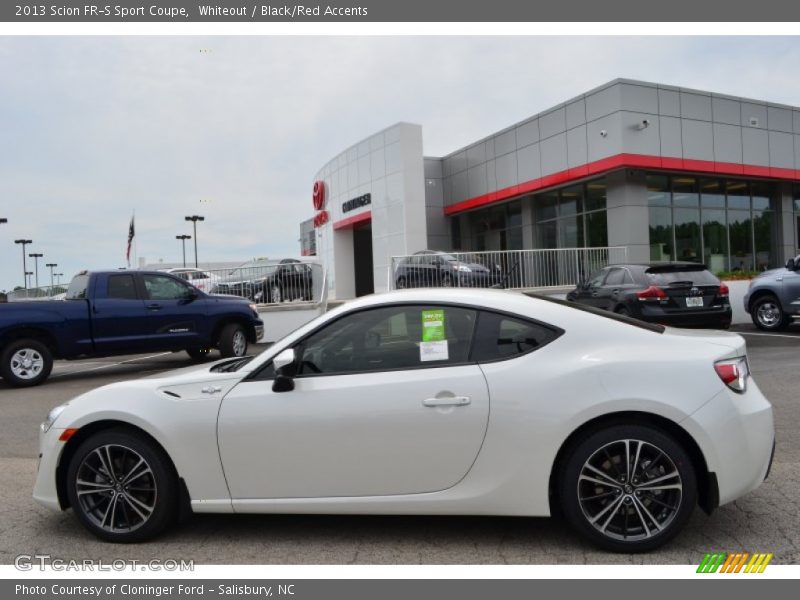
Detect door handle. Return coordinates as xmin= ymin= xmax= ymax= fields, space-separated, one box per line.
xmin=591 ymin=291 xmax=599 ymax=297
xmin=612 ymin=289 xmax=620 ymax=294
xmin=201 ymin=385 xmax=222 ymax=394
xmin=423 ymin=396 xmax=471 ymax=407
xmin=147 ymin=303 xmax=162 ymax=311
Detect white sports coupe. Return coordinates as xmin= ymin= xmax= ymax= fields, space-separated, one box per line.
xmin=34 ymin=289 xmax=775 ymax=552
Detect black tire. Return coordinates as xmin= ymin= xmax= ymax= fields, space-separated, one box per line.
xmin=558 ymin=424 xmax=697 ymax=553
xmin=66 ymin=428 xmax=178 ymax=543
xmin=0 ymin=338 xmax=53 ymax=387
xmin=271 ymin=284 xmax=283 ymax=303
xmin=218 ymin=323 xmax=248 ymax=358
xmin=751 ymin=295 xmax=790 ymax=331
xmin=441 ymin=274 xmax=453 ymax=288
xmin=615 ymin=306 xmax=631 ymax=316
xmin=396 ymin=276 xmax=407 ymax=290
xmin=186 ymin=348 xmax=212 ymax=362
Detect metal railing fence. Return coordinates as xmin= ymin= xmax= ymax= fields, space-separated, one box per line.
xmin=388 ymin=247 xmax=628 ymax=291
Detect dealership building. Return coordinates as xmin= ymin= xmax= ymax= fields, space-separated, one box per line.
xmin=301 ymin=79 xmax=800 ymax=299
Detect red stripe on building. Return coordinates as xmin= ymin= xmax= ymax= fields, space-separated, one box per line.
xmin=443 ymin=153 xmax=800 ymax=216
xmin=332 ymin=211 xmax=372 ymax=230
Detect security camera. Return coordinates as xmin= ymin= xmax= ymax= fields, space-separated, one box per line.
xmin=637 ymin=119 xmax=650 ymax=130
xmin=600 ymin=129 xmax=608 ymax=137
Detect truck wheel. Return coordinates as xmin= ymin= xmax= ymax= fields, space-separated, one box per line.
xmin=0 ymin=339 xmax=53 ymax=387
xmin=751 ymin=295 xmax=790 ymax=331
xmin=218 ymin=323 xmax=248 ymax=358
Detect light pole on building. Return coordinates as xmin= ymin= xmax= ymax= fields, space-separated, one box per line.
xmin=46 ymin=263 xmax=58 ymax=289
xmin=29 ymin=253 xmax=43 ymax=289
xmin=14 ymin=239 xmax=32 ymax=289
xmin=176 ymin=235 xmax=191 ymax=268
xmin=184 ymin=216 xmax=204 ymax=268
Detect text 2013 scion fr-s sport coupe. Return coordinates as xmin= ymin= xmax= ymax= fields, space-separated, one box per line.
xmin=34 ymin=289 xmax=775 ymax=552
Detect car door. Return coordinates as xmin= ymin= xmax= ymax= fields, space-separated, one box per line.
xmin=574 ymin=268 xmax=608 ymax=308
xmin=217 ymin=303 xmax=490 ymax=499
xmin=90 ymin=273 xmax=151 ymax=353
xmin=138 ymin=273 xmax=209 ymax=350
xmin=780 ymin=260 xmax=800 ymax=310
xmin=596 ymin=267 xmax=627 ymax=310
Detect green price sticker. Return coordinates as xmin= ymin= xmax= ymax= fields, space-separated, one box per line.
xmin=422 ymin=309 xmax=445 ymax=342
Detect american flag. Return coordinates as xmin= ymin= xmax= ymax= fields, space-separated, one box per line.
xmin=126 ymin=216 xmax=135 ymax=266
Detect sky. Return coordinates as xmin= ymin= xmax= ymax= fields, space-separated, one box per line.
xmin=1 ymin=36 xmax=800 ymax=291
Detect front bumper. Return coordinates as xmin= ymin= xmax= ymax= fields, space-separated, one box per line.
xmin=681 ymin=378 xmax=774 ymax=506
xmin=32 ymin=426 xmax=66 ymax=511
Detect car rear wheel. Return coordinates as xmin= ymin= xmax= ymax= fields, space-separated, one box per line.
xmin=558 ymin=424 xmax=697 ymax=552
xmin=751 ymin=296 xmax=789 ymax=331
xmin=0 ymin=339 xmax=53 ymax=387
xmin=615 ymin=306 xmax=631 ymax=317
xmin=218 ymin=323 xmax=248 ymax=358
xmin=271 ymin=284 xmax=282 ymax=303
xmin=441 ymin=274 xmax=453 ymax=288
xmin=396 ymin=276 xmax=407 ymax=289
xmin=66 ymin=428 xmax=178 ymax=543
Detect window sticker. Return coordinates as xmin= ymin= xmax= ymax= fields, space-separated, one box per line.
xmin=420 ymin=309 xmax=448 ymax=361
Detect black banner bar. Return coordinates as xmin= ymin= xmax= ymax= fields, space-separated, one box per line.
xmin=3 ymin=0 xmax=800 ymax=22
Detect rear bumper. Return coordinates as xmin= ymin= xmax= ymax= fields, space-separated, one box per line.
xmin=681 ymin=379 xmax=774 ymax=506
xmin=638 ymin=305 xmax=732 ymax=328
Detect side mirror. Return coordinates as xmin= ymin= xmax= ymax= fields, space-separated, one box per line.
xmin=786 ymin=258 xmax=797 ymax=271
xmin=271 ymin=348 xmax=296 ymax=393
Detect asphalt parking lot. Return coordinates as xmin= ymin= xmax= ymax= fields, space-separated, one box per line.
xmin=0 ymin=327 xmax=798 ymax=565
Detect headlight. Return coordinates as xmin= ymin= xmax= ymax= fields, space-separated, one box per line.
xmin=41 ymin=404 xmax=68 ymax=434
xmin=249 ymin=303 xmax=259 ymax=316
xmin=454 ymin=265 xmax=472 ymax=273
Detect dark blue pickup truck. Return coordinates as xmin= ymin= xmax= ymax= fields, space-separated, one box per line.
xmin=0 ymin=270 xmax=264 ymax=387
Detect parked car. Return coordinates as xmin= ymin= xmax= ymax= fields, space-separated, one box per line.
xmin=743 ymin=254 xmax=800 ymax=331
xmin=0 ymin=270 xmax=264 ymax=387
xmin=212 ymin=260 xmax=275 ymax=300
xmin=253 ymin=259 xmax=314 ymax=304
xmin=395 ymin=250 xmax=502 ymax=289
xmin=34 ymin=288 xmax=773 ymax=552
xmin=161 ymin=268 xmax=219 ymax=293
xmin=567 ymin=263 xmax=732 ymax=329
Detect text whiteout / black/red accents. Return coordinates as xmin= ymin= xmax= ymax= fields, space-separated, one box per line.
xmin=342 ymin=193 xmax=371 ymax=213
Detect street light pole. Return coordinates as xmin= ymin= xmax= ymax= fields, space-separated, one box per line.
xmin=55 ymin=273 xmax=64 ymax=286
xmin=25 ymin=271 xmax=33 ymax=289
xmin=29 ymin=253 xmax=43 ymax=289
xmin=14 ymin=239 xmax=32 ymax=289
xmin=184 ymin=216 xmax=205 ymax=268
xmin=176 ymin=235 xmax=191 ymax=268
xmin=46 ymin=263 xmax=58 ymax=289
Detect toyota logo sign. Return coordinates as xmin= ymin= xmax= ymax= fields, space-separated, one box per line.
xmin=312 ymin=181 xmax=329 ymax=228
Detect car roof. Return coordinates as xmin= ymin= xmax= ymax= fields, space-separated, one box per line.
xmin=603 ymin=262 xmax=709 ymax=270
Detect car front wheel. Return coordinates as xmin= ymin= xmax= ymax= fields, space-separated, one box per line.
xmin=66 ymin=428 xmax=178 ymax=542
xmin=751 ymin=296 xmax=789 ymax=331
xmin=558 ymin=425 xmax=697 ymax=552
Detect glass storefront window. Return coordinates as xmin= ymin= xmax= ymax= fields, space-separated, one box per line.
xmin=559 ymin=185 xmax=583 ymax=217
xmin=649 ymin=206 xmax=673 ymax=261
xmin=585 ymin=210 xmax=608 ymax=247
xmin=648 ymin=175 xmax=777 ymax=273
xmin=585 ymin=182 xmax=607 ymax=212
xmin=558 ymin=215 xmax=583 ymax=248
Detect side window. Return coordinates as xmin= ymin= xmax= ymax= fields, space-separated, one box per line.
xmin=622 ymin=269 xmax=635 ymax=285
xmin=295 ymin=305 xmax=477 ymax=376
xmin=604 ymin=268 xmax=626 ymax=286
xmin=107 ymin=274 xmax=138 ymax=300
xmin=471 ymin=311 xmax=559 ymax=362
xmin=587 ymin=269 xmax=606 ymax=287
xmin=142 ymin=275 xmax=191 ymax=300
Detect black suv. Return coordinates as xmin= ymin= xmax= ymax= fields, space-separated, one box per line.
xmin=394 ymin=251 xmax=502 ymax=289
xmin=567 ymin=262 xmax=731 ymax=329
xmin=254 ymin=259 xmax=314 ymax=303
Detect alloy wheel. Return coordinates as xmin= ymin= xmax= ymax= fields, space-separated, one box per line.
xmin=232 ymin=330 xmax=247 ymax=356
xmin=9 ymin=348 xmax=44 ymax=380
xmin=271 ymin=285 xmax=282 ymax=303
xmin=756 ymin=301 xmax=781 ymax=328
xmin=577 ymin=439 xmax=683 ymax=541
xmin=74 ymin=444 xmax=157 ymax=533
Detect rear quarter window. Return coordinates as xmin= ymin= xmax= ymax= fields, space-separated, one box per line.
xmin=471 ymin=311 xmax=561 ymax=362
xmin=65 ymin=275 xmax=89 ymax=300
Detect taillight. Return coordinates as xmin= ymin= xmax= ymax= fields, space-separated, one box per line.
xmin=714 ymin=357 xmax=749 ymax=393
xmin=636 ymin=286 xmax=667 ymax=301
xmin=719 ymin=283 xmax=729 ymax=297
